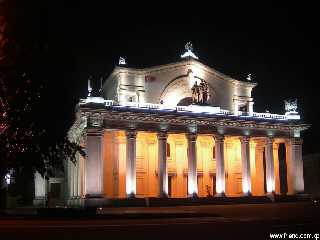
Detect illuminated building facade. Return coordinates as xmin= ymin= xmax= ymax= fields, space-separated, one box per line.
xmin=34 ymin=44 xmax=309 ymax=206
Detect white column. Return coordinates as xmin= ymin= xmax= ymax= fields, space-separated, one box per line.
xmin=240 ymin=136 xmax=251 ymax=196
xmin=233 ymin=99 xmax=239 ymax=115
xmin=248 ymin=101 xmax=254 ymax=116
xmin=287 ymin=138 xmax=304 ymax=194
xmin=69 ymin=160 xmax=74 ymax=198
xmin=265 ymin=137 xmax=275 ymax=194
xmin=126 ymin=130 xmax=137 ymax=198
xmin=85 ymin=128 xmax=104 ymax=197
xmin=74 ymin=158 xmax=79 ymax=198
xmin=34 ymin=171 xmax=47 ymax=206
xmin=214 ymin=135 xmax=225 ymax=196
xmin=157 ymin=131 xmax=168 ymax=197
xmin=187 ymin=133 xmax=198 ymax=197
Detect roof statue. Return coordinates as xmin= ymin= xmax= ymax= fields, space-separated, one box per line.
xmin=185 ymin=41 xmax=193 ymax=52
xmin=99 ymin=77 xmax=103 ymax=96
xmin=284 ymin=99 xmax=298 ymax=113
xmin=191 ymin=79 xmax=209 ymax=105
xmin=119 ymin=56 xmax=126 ymax=65
xmin=181 ymin=42 xmax=199 ymax=60
xmin=87 ymin=76 xmax=93 ymax=97
xmin=85 ymin=76 xmax=106 ymax=104
xmin=246 ymin=73 xmax=252 ymax=81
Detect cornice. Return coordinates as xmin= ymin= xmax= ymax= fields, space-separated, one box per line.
xmin=79 ymin=106 xmax=309 ymax=132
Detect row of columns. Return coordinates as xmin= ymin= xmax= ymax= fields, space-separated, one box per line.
xmin=84 ymin=128 xmax=304 ymax=198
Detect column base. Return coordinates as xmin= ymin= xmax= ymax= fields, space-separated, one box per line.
xmin=242 ymin=192 xmax=252 ymax=197
xmin=188 ymin=193 xmax=198 ymax=199
xmin=33 ymin=197 xmax=47 ymax=207
xmin=158 ymin=193 xmax=169 ymax=198
xmin=214 ymin=192 xmax=226 ymax=198
xmin=82 ymin=197 xmax=111 ymax=208
xmin=85 ymin=194 xmax=104 ymax=198
xmin=127 ymin=193 xmax=136 ymax=199
xmin=266 ymin=192 xmax=276 ymax=202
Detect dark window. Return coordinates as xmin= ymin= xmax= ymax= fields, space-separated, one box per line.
xmin=263 ymin=148 xmax=267 ymax=193
xmin=168 ymin=176 xmax=172 ymax=196
xmin=177 ymin=97 xmax=193 ymax=106
xmin=239 ymin=105 xmax=248 ymax=112
xmin=278 ymin=143 xmax=288 ymax=194
xmin=212 ymin=175 xmax=216 ymax=196
xmin=166 ymin=143 xmax=170 ymax=158
xmin=212 ymin=145 xmax=216 ymax=159
xmin=50 ymin=183 xmax=61 ymax=199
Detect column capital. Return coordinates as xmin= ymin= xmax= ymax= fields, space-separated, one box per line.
xmin=126 ymin=129 xmax=137 ymax=139
xmin=213 ymin=134 xmax=224 ymax=142
xmin=187 ymin=132 xmax=197 ymax=142
xmin=240 ymin=136 xmax=250 ymax=143
xmin=288 ymin=137 xmax=303 ymax=145
xmin=87 ymin=113 xmax=104 ymax=128
xmin=266 ymin=137 xmax=274 ymax=145
xmin=159 ymin=122 xmax=169 ymax=132
xmin=157 ymin=131 xmax=168 ymax=140
xmin=86 ymin=128 xmax=104 ymax=136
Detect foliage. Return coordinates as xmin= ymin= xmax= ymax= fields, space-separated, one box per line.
xmin=0 ymin=1 xmax=84 ymax=186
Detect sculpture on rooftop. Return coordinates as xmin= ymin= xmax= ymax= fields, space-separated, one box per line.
xmin=284 ymin=99 xmax=298 ymax=113
xmin=185 ymin=41 xmax=193 ymax=52
xmin=88 ymin=76 xmax=93 ymax=97
xmin=119 ymin=57 xmax=126 ymax=65
xmin=191 ymin=79 xmax=209 ymax=105
xmin=181 ymin=42 xmax=199 ymax=60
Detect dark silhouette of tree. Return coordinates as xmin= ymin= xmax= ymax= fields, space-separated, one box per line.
xmin=0 ymin=0 xmax=84 ymax=206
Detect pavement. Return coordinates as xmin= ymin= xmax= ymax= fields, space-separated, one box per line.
xmin=0 ymin=202 xmax=319 ymax=240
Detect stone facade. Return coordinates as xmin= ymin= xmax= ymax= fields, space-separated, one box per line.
xmin=34 ymin=56 xmax=309 ymax=207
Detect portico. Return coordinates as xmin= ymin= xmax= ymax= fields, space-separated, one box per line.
xmin=68 ymin=102 xmax=307 ymax=203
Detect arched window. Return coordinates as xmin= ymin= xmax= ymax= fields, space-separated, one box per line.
xmin=166 ymin=143 xmax=171 ymax=158
xmin=212 ymin=145 xmax=216 ymax=159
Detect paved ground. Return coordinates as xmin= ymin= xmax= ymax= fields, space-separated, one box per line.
xmin=1 ymin=202 xmax=320 ymax=240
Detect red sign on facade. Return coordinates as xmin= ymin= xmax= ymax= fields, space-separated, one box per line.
xmin=145 ymin=75 xmax=156 ymax=82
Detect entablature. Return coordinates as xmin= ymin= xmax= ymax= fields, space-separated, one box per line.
xmin=77 ymin=103 xmax=309 ymax=139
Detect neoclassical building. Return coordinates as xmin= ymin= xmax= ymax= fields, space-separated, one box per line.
xmin=34 ymin=44 xmax=309 ymax=206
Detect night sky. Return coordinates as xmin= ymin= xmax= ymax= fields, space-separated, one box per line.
xmin=29 ymin=2 xmax=320 ymax=153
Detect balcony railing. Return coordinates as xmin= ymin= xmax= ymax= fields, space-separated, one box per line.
xmin=80 ymin=98 xmax=293 ymax=121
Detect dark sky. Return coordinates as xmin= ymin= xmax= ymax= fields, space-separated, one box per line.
xmin=30 ymin=2 xmax=320 ymax=153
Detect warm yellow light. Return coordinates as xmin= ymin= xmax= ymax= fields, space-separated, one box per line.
xmin=126 ymin=176 xmax=136 ymax=195
xmin=188 ymin=178 xmax=198 ymax=195
xmin=242 ymin=181 xmax=250 ymax=194
xmin=266 ymin=178 xmax=275 ymax=193
xmin=216 ymin=179 xmax=224 ymax=194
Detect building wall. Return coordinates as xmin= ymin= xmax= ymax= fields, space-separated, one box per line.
xmin=225 ymin=138 xmax=242 ymax=196
xmin=102 ymin=60 xmax=256 ymax=112
xmin=100 ymin=131 xmax=275 ymax=198
xmin=62 ymin=131 xmax=302 ymax=202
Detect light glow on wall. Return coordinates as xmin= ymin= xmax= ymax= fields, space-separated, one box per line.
xmin=216 ymin=179 xmax=224 ymax=194
xmin=188 ymin=178 xmax=198 ymax=195
xmin=266 ymin=178 xmax=274 ymax=193
xmin=242 ymin=181 xmax=250 ymax=194
xmin=126 ymin=178 xmax=136 ymax=195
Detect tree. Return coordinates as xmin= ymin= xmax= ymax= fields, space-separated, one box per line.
xmin=0 ymin=0 xmax=84 ymax=206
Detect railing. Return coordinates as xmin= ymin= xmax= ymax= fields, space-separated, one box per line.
xmin=252 ymin=112 xmax=287 ymax=120
xmin=80 ymin=98 xmax=291 ymax=121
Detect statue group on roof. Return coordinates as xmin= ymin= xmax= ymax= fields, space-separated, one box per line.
xmin=191 ymin=79 xmax=209 ymax=105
